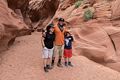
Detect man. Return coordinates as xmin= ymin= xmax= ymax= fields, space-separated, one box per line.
xmin=51 ymin=18 xmax=67 ymax=67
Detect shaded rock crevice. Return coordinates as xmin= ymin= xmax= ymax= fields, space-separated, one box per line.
xmin=7 ymin=0 xmax=29 ymax=17
xmin=7 ymin=0 xmax=60 ymax=29
xmin=0 ymin=0 xmax=28 ymax=52
xmin=29 ymin=0 xmax=59 ymax=22
xmin=28 ymin=0 xmax=60 ymax=30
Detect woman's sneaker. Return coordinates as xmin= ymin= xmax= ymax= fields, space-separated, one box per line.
xmin=68 ymin=62 xmax=73 ymax=67
xmin=44 ymin=67 xmax=49 ymax=72
xmin=46 ymin=65 xmax=53 ymax=70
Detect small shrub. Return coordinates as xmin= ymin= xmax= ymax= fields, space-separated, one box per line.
xmin=83 ymin=9 xmax=93 ymax=21
xmin=75 ymin=0 xmax=83 ymax=8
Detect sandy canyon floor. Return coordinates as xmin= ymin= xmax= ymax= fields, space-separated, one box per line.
xmin=0 ymin=32 xmax=120 ymax=80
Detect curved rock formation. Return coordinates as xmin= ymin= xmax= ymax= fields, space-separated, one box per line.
xmin=29 ymin=0 xmax=59 ymax=22
xmin=0 ymin=0 xmax=60 ymax=52
xmin=0 ymin=0 xmax=28 ymax=52
xmin=51 ymin=0 xmax=120 ymax=71
xmin=28 ymin=0 xmax=60 ymax=31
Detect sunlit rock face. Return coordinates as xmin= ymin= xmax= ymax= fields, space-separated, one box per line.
xmin=51 ymin=0 xmax=120 ymax=71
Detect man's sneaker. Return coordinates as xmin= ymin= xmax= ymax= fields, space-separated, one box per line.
xmin=64 ymin=62 xmax=68 ymax=67
xmin=44 ymin=67 xmax=49 ymax=72
xmin=68 ymin=62 xmax=73 ymax=67
xmin=46 ymin=65 xmax=53 ymax=70
xmin=57 ymin=63 xmax=63 ymax=67
xmin=51 ymin=62 xmax=54 ymax=67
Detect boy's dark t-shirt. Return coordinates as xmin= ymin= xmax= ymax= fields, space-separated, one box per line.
xmin=64 ymin=36 xmax=73 ymax=49
xmin=44 ymin=32 xmax=55 ymax=49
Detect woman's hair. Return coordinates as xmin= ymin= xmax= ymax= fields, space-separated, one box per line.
xmin=46 ymin=23 xmax=54 ymax=33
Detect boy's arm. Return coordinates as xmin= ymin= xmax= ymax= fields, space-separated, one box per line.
xmin=71 ymin=36 xmax=74 ymax=42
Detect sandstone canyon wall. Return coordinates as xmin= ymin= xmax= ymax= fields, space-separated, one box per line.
xmin=52 ymin=0 xmax=120 ymax=71
xmin=0 ymin=0 xmax=29 ymax=52
xmin=0 ymin=0 xmax=59 ymax=53
xmin=53 ymin=0 xmax=114 ymax=62
xmin=1 ymin=0 xmax=120 ymax=72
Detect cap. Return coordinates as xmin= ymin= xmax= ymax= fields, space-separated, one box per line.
xmin=58 ymin=18 xmax=65 ymax=22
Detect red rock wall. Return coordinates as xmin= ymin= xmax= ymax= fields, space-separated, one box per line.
xmin=52 ymin=0 xmax=120 ymax=71
xmin=29 ymin=0 xmax=59 ymax=22
xmin=0 ymin=0 xmax=28 ymax=52
xmin=111 ymin=0 xmax=120 ymax=19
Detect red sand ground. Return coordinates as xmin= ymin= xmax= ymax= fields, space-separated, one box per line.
xmin=1 ymin=32 xmax=120 ymax=80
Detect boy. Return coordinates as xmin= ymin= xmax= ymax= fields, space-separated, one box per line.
xmin=64 ymin=32 xmax=74 ymax=67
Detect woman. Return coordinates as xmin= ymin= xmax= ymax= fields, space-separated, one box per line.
xmin=41 ymin=24 xmax=55 ymax=72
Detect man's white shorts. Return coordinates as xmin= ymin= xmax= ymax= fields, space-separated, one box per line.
xmin=42 ymin=47 xmax=54 ymax=58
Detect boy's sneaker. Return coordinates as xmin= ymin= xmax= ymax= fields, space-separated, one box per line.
xmin=64 ymin=62 xmax=68 ymax=67
xmin=44 ymin=67 xmax=49 ymax=72
xmin=68 ymin=62 xmax=73 ymax=67
xmin=57 ymin=63 xmax=63 ymax=67
xmin=46 ymin=65 xmax=53 ymax=70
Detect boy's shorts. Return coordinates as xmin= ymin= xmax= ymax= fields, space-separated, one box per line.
xmin=64 ymin=49 xmax=72 ymax=58
xmin=42 ymin=47 xmax=54 ymax=59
